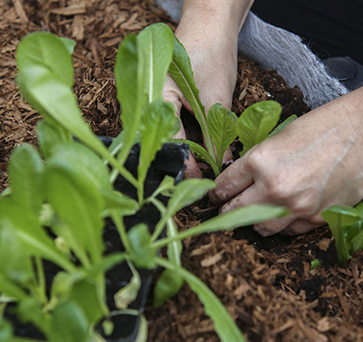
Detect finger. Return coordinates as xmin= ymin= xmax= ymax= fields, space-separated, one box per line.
xmin=280 ymin=219 xmax=323 ymax=236
xmin=222 ymin=148 xmax=233 ymax=165
xmin=209 ymin=157 xmax=253 ymax=206
xmin=218 ymin=184 xmax=296 ymax=236
xmin=184 ymin=154 xmax=203 ymax=179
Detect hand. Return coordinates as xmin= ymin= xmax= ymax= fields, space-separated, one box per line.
xmin=162 ymin=0 xmax=253 ymax=178
xmin=209 ymin=88 xmax=363 ymax=236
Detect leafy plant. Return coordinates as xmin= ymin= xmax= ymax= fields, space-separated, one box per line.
xmin=322 ymin=203 xmax=363 ymax=265
xmin=169 ymin=59 xmax=296 ymax=176
xmin=0 ymin=24 xmax=288 ymax=342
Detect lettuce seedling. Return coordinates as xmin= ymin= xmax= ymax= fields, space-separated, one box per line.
xmin=322 ymin=203 xmax=363 ymax=264
xmin=0 ymin=24 xmax=289 ymax=342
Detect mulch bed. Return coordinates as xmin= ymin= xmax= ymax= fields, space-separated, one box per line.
xmin=1 ymin=1 xmax=362 ymax=341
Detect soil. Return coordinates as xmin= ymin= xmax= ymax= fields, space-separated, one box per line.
xmin=1 ymin=1 xmax=362 ymax=342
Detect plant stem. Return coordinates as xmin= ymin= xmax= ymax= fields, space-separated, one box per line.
xmin=35 ymin=257 xmax=47 ymax=304
xmin=149 ymin=198 xmax=168 ymax=241
xmin=111 ymin=211 xmax=131 ymax=252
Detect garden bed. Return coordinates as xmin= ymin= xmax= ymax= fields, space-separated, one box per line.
xmin=0 ymin=1 xmax=362 ymax=341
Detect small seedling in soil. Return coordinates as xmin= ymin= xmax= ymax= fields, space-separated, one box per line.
xmin=0 ymin=23 xmax=287 ymax=342
xmin=310 ymin=259 xmax=322 ymax=270
xmin=322 ymin=202 xmax=363 ymax=265
xmin=169 ymin=35 xmax=297 ymax=176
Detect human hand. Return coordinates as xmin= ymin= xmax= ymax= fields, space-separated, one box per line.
xmin=209 ymin=88 xmax=363 ymax=236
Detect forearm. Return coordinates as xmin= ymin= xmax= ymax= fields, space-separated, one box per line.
xmin=176 ymin=0 xmax=254 ymax=48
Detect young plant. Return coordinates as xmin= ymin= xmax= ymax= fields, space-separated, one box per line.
xmin=169 ymin=44 xmax=297 ymax=176
xmin=322 ymin=203 xmax=363 ymax=264
xmin=0 ymin=24 xmax=288 ymax=342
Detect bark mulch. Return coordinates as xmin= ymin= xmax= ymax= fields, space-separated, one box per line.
xmin=0 ymin=1 xmax=362 ymax=341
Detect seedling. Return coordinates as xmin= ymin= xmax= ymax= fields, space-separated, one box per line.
xmin=0 ymin=24 xmax=288 ymax=342
xmin=169 ymin=42 xmax=297 ymax=176
xmin=322 ymin=203 xmax=363 ymax=265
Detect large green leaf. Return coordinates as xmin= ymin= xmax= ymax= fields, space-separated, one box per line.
xmin=155 ymin=205 xmax=287 ymax=247
xmin=137 ymin=23 xmax=174 ymax=103
xmin=237 ymin=101 xmax=282 ymax=156
xmin=0 ymin=273 xmax=28 ymax=301
xmin=138 ymin=100 xmax=180 ymax=192
xmin=16 ymin=32 xmax=136 ymax=188
xmin=45 ymin=160 xmax=105 ymax=263
xmin=0 ymin=318 xmax=13 ymax=342
xmin=115 ymin=34 xmax=144 ymax=166
xmin=8 ymin=144 xmax=44 ymax=216
xmin=0 ymin=199 xmax=75 ymax=272
xmin=156 ymin=258 xmax=246 ymax=342
xmin=50 ymin=141 xmax=111 ymax=190
xmin=0 ymin=225 xmax=34 ymax=284
xmin=169 ymin=37 xmax=215 ymax=160
xmin=49 ymin=302 xmax=90 ymax=342
xmin=207 ymin=104 xmax=238 ymax=168
xmin=17 ymin=32 xmax=74 ymax=87
xmin=322 ymin=205 xmax=361 ymax=264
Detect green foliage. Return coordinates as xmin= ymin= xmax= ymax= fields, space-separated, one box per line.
xmin=269 ymin=114 xmax=297 ymax=137
xmin=2 ymin=24 xmax=291 ymax=342
xmin=237 ymin=101 xmax=282 ymax=156
xmin=322 ymin=204 xmax=363 ymax=264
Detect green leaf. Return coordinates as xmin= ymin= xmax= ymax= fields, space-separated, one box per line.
xmin=59 ymin=37 xmax=76 ymax=55
xmin=169 ymin=37 xmax=215 ymax=160
xmin=37 ymin=119 xmax=71 ymax=159
xmin=355 ymin=201 xmax=363 ymax=218
xmin=321 ymin=205 xmax=361 ymax=264
xmin=310 ymin=259 xmax=321 ymax=270
xmin=50 ymin=141 xmax=111 ymax=190
xmin=153 ymin=269 xmax=183 ymax=308
xmin=17 ymin=32 xmax=74 ymax=87
xmin=115 ymin=34 xmax=144 ymax=166
xmin=351 ymin=229 xmax=363 ymax=254
xmin=237 ymin=101 xmax=282 ymax=156
xmin=0 ymin=199 xmax=75 ymax=272
xmin=167 ymin=179 xmax=216 ymax=216
xmin=49 ymin=302 xmax=90 ymax=342
xmin=207 ymin=104 xmax=238 ymax=168
xmin=45 ymin=160 xmax=105 ymax=263
xmin=173 ymin=205 xmax=287 ymax=242
xmin=0 ymin=318 xmax=13 ymax=342
xmin=150 ymin=175 xmax=175 ymax=199
xmin=137 ymin=23 xmax=174 ymax=103
xmin=17 ymin=32 xmax=136 ymax=187
xmin=128 ymin=224 xmax=157 ymax=269
xmin=8 ymin=144 xmax=44 ymax=216
xmin=156 ymin=258 xmax=246 ymax=342
xmin=101 ymin=189 xmax=139 ymax=215
xmin=172 ymin=138 xmax=219 ymax=177
xmin=0 ymin=225 xmax=34 ymax=284
xmin=138 ymin=100 xmax=180 ymax=190
xmin=269 ymin=114 xmax=297 ymax=137
xmin=114 ymin=262 xmax=141 ymax=310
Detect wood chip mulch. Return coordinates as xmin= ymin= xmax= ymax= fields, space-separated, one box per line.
xmin=0 ymin=1 xmax=362 ymax=341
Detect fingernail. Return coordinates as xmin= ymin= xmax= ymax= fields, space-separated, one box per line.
xmin=223 ymin=159 xmax=234 ymax=166
xmin=254 ymin=225 xmax=268 ymax=237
